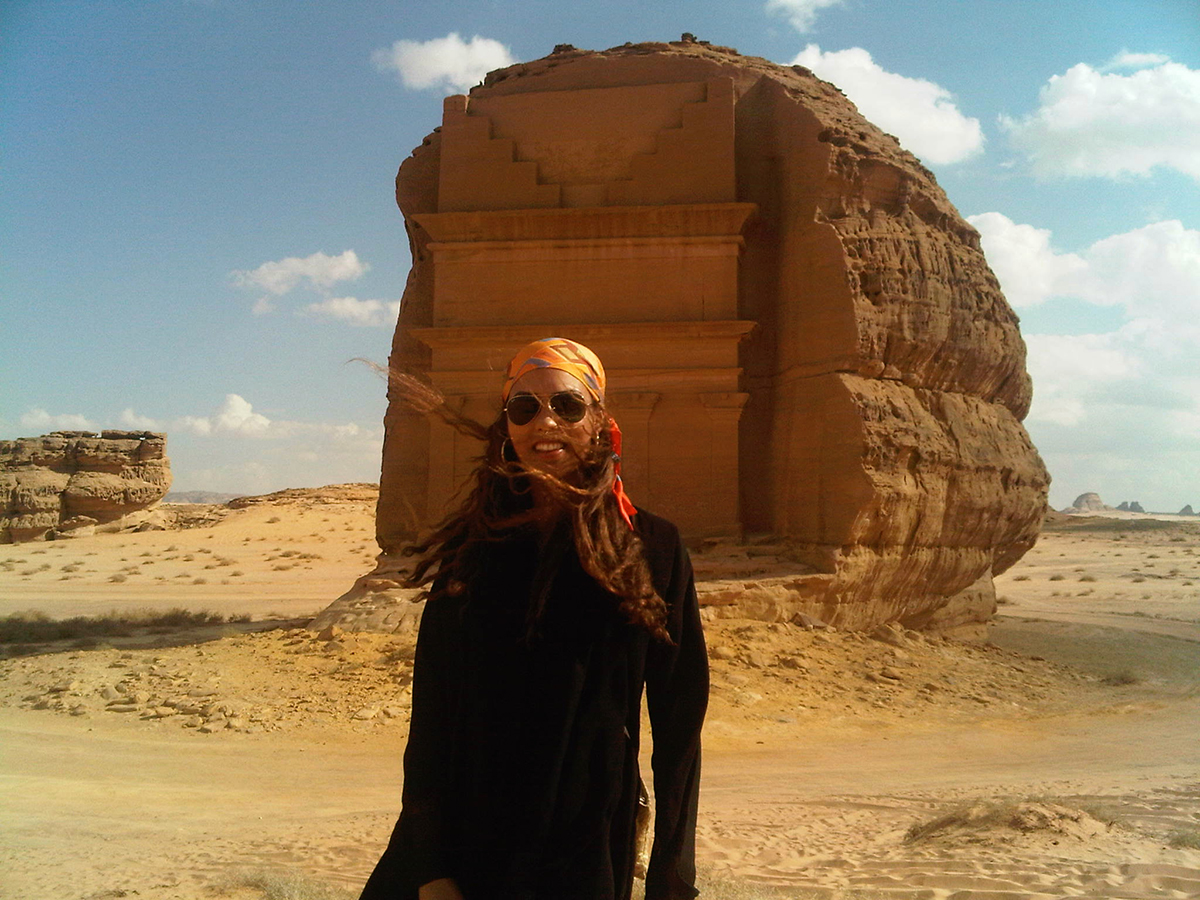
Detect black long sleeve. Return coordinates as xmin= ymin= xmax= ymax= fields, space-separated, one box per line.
xmin=360 ymin=593 xmax=462 ymax=898
xmin=643 ymin=531 xmax=709 ymax=900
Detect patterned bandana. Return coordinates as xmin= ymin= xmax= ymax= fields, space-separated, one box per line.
xmin=502 ymin=337 xmax=605 ymax=403
xmin=502 ymin=337 xmax=636 ymax=530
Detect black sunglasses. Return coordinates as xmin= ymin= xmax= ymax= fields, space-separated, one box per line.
xmin=504 ymin=391 xmax=590 ymax=426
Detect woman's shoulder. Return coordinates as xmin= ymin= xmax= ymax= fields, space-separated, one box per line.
xmin=632 ymin=506 xmax=683 ymax=551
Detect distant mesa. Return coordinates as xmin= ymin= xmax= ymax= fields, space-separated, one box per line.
xmin=1180 ymin=504 xmax=1196 ymax=516
xmin=1065 ymin=492 xmax=1109 ymax=513
xmin=1116 ymin=501 xmax=1145 ymax=513
xmin=1 ymin=431 xmax=172 ymax=542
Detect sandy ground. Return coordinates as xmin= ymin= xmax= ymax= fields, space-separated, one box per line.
xmin=2 ymin=493 xmax=1199 ymax=900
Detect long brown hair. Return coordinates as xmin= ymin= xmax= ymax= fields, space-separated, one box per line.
xmin=382 ymin=367 xmax=671 ymax=643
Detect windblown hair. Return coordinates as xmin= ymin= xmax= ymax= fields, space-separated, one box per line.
xmin=379 ymin=366 xmax=671 ymax=643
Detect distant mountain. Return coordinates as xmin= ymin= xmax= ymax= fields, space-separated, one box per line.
xmin=164 ymin=491 xmax=246 ymax=504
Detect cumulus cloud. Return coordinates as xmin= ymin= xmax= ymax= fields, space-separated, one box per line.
xmin=17 ymin=409 xmax=99 ymax=433
xmin=371 ymin=33 xmax=515 ymax=93
xmin=973 ymin=214 xmax=1200 ymax=507
xmin=1001 ymin=58 xmax=1200 ymax=181
xmin=971 ymin=214 xmax=1200 ymax=319
xmin=791 ymin=45 xmax=984 ymax=164
xmin=232 ymin=250 xmax=368 ymax=297
xmin=967 ymin=212 xmax=1087 ymax=308
xmin=766 ymin=0 xmax=843 ymax=32
xmin=119 ymin=408 xmax=161 ymax=430
xmin=1104 ymin=50 xmax=1170 ymax=71
xmin=301 ymin=296 xmax=401 ymax=327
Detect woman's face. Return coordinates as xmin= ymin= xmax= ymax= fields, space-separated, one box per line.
xmin=505 ymin=367 xmax=602 ymax=480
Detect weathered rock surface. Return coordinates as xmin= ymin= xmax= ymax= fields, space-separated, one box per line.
xmin=0 ymin=431 xmax=171 ymax=542
xmin=1180 ymin=505 xmax=1196 ymax=516
xmin=364 ymin=39 xmax=1048 ymax=638
xmin=1067 ymin=492 xmax=1108 ymax=513
xmin=1117 ymin=501 xmax=1146 ymax=513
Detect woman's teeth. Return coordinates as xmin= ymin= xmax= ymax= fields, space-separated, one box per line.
xmin=535 ymin=442 xmax=564 ymax=452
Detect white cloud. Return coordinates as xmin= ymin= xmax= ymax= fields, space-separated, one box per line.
xmin=1104 ymin=50 xmax=1170 ymax=71
xmin=766 ymin=0 xmax=843 ymax=33
xmin=301 ymin=296 xmax=401 ymax=327
xmin=232 ymin=250 xmax=368 ymax=297
xmin=252 ymin=296 xmax=275 ymax=316
xmin=1001 ymin=58 xmax=1200 ymax=181
xmin=371 ymin=33 xmax=515 ymax=93
xmin=213 ymin=394 xmax=271 ymax=436
xmin=970 ymin=215 xmax=1200 ymax=320
xmin=967 ymin=212 xmax=1087 ymax=308
xmin=977 ymin=215 xmax=1200 ymax=509
xmin=18 ymin=409 xmax=99 ymax=433
xmin=119 ymin=408 xmax=161 ymax=430
xmin=791 ymin=45 xmax=984 ymax=164
xmin=174 ymin=394 xmax=270 ymax=437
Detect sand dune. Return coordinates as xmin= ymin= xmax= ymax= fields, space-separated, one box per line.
xmin=2 ymin=493 xmax=1198 ymax=899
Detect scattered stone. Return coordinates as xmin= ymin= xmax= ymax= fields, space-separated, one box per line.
xmin=354 ymin=707 xmax=379 ymax=720
xmin=709 ymin=644 xmax=737 ymax=661
xmin=317 ymin=625 xmax=344 ymax=642
xmin=870 ymin=623 xmax=909 ymax=648
xmin=791 ymin=612 xmax=828 ymax=630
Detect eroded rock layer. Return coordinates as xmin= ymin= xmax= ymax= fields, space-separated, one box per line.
xmin=0 ymin=431 xmax=172 ymax=542
xmin=373 ymin=39 xmax=1049 ymax=636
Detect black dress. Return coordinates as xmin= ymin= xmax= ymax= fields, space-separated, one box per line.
xmin=359 ymin=508 xmax=709 ymax=900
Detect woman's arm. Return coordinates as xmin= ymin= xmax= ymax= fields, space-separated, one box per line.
xmin=644 ymin=530 xmax=709 ymax=900
xmin=360 ymin=594 xmax=463 ymax=898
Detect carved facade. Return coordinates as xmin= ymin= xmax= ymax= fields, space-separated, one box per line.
xmin=375 ymin=41 xmax=1049 ymax=635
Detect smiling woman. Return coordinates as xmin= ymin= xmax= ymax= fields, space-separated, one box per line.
xmin=360 ymin=336 xmax=708 ymax=900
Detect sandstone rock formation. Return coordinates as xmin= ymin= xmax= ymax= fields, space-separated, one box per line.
xmin=1180 ymin=505 xmax=1196 ymax=516
xmin=363 ymin=39 xmax=1048 ymax=638
xmin=1068 ymin=492 xmax=1108 ymax=513
xmin=1116 ymin=501 xmax=1145 ymax=513
xmin=0 ymin=431 xmax=172 ymax=542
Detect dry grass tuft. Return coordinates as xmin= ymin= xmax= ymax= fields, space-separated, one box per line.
xmin=0 ymin=608 xmax=251 ymax=645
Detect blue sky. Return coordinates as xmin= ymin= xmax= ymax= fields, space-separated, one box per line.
xmin=3 ymin=0 xmax=1198 ymax=512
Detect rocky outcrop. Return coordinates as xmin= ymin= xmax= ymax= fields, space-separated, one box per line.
xmin=1180 ymin=505 xmax=1196 ymax=516
xmin=1116 ymin=501 xmax=1145 ymax=513
xmin=359 ymin=39 xmax=1049 ymax=639
xmin=0 ymin=431 xmax=172 ymax=542
xmin=1065 ymin=493 xmax=1108 ymax=513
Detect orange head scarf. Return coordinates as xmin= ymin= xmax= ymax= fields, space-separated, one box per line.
xmin=502 ymin=337 xmax=637 ymax=529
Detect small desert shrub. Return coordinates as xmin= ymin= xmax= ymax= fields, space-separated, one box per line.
xmin=231 ymin=570 xmax=245 ymax=577
xmin=1013 ymin=574 xmax=1030 ymax=581
xmin=1132 ymin=576 xmax=1146 ymax=583
xmin=1100 ymin=670 xmax=1140 ymax=686
xmin=1168 ymin=828 xmax=1200 ymax=850
xmin=192 ymin=577 xmax=207 ymax=585
xmin=1049 ymin=574 xmax=1065 ymax=581
xmin=995 ymin=596 xmax=1012 ymax=605
xmin=0 ymin=608 xmax=235 ymax=644
xmin=1078 ymin=574 xmax=1096 ymax=582
xmin=210 ymin=868 xmax=354 ymax=900
xmin=108 ymin=573 xmax=127 ymax=583
xmin=266 ymin=516 xmax=281 ymax=524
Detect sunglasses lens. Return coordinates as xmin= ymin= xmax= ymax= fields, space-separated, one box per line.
xmin=549 ymin=392 xmax=588 ymax=423
xmin=505 ymin=395 xmax=540 ymax=426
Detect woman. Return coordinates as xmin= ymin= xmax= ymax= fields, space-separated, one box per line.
xmin=359 ymin=337 xmax=709 ymax=900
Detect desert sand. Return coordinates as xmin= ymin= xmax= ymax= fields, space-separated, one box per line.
xmin=2 ymin=490 xmax=1199 ymax=900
